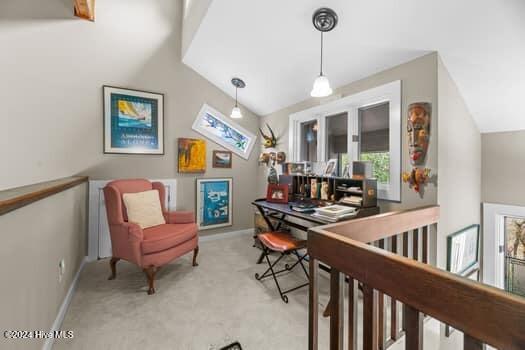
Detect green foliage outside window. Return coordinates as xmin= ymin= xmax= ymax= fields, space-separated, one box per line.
xmin=360 ymin=152 xmax=390 ymax=184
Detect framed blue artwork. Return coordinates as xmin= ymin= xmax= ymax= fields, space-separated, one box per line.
xmin=196 ymin=178 xmax=233 ymax=230
xmin=192 ymin=104 xmax=256 ymax=160
xmin=103 ymin=86 xmax=164 ymax=154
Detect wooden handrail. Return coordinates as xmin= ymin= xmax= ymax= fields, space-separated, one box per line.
xmin=318 ymin=205 xmax=439 ymax=243
xmin=308 ymin=206 xmax=525 ymax=350
xmin=0 ymin=176 xmax=88 ymax=216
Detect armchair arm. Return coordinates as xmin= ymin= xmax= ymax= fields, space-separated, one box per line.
xmin=164 ymin=211 xmax=195 ymax=224
xmin=108 ymin=222 xmax=143 ymax=265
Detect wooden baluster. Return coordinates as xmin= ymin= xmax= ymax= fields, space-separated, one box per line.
xmin=404 ymin=304 xmax=423 ymax=350
xmin=464 ymin=334 xmax=485 ymax=350
xmin=348 ymin=278 xmax=358 ymax=350
xmin=309 ymin=257 xmax=319 ymax=350
xmin=413 ymin=228 xmax=419 ymax=262
xmin=402 ymin=232 xmax=409 ymax=332
xmin=378 ymin=239 xmax=385 ymax=350
xmin=390 ymin=235 xmax=399 ymax=341
xmin=363 ymin=285 xmax=378 ymax=350
xmin=330 ymin=268 xmax=344 ymax=350
xmin=422 ymin=226 xmax=428 ymax=264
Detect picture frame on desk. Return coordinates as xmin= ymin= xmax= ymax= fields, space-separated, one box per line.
xmin=266 ymin=184 xmax=289 ymax=204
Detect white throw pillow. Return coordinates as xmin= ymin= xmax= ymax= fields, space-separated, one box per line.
xmin=122 ymin=190 xmax=166 ymax=229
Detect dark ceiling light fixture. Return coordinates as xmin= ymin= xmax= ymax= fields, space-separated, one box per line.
xmin=311 ymin=7 xmax=338 ymax=97
xmin=230 ymin=77 xmax=246 ymax=119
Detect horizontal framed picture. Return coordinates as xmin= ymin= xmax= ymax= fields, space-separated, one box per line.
xmin=192 ymin=103 xmax=256 ymax=160
xmin=196 ymin=178 xmax=233 ymax=230
xmin=213 ymin=150 xmax=232 ymax=168
xmin=103 ymin=86 xmax=164 ymax=154
xmin=266 ymin=184 xmax=289 ymax=204
xmin=178 ymin=138 xmax=206 ymax=173
xmin=447 ymin=224 xmax=480 ymax=275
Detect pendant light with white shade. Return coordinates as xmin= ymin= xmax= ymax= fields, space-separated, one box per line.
xmin=311 ymin=7 xmax=338 ymax=98
xmin=230 ymin=77 xmax=245 ymax=119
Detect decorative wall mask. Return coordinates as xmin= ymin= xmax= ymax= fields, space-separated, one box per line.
xmin=259 ymin=152 xmax=270 ymax=165
xmin=259 ymin=123 xmax=277 ymax=149
xmin=408 ymin=102 xmax=431 ymax=166
xmin=402 ymin=168 xmax=431 ymax=194
xmin=276 ymin=152 xmax=286 ymax=164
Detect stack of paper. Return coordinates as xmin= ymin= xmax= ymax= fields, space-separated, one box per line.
xmin=312 ymin=205 xmax=357 ymax=222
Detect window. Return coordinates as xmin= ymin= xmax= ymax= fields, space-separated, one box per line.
xmin=289 ymin=81 xmax=401 ymax=201
xmin=326 ymin=113 xmax=349 ymax=176
xmin=359 ymin=103 xmax=390 ymax=184
xmin=300 ymin=120 xmax=318 ymax=162
xmin=504 ymin=216 xmax=525 ymax=297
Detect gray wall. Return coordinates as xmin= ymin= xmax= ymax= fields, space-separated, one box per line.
xmin=436 ymin=56 xmax=482 ymax=347
xmin=0 ymin=184 xmax=88 ymax=350
xmin=436 ymin=56 xmax=482 ymax=269
xmin=258 ymin=53 xmax=439 ymax=213
xmin=0 ymin=0 xmax=260 ymax=236
xmin=482 ymin=130 xmax=525 ymax=206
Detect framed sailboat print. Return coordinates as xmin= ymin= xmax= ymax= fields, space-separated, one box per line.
xmin=103 ymin=86 xmax=164 ymax=154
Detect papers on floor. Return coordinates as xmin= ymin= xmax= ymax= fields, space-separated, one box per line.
xmin=312 ymin=205 xmax=357 ymax=222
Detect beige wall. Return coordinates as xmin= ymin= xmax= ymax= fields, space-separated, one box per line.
xmin=482 ymin=130 xmax=525 ymax=206
xmin=258 ymin=53 xmax=439 ymax=213
xmin=0 ymin=0 xmax=260 ymax=236
xmin=0 ymin=184 xmax=88 ymax=350
xmin=436 ymin=55 xmax=481 ymax=348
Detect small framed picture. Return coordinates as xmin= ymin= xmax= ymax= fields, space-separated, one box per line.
xmin=103 ymin=86 xmax=164 ymax=154
xmin=196 ymin=178 xmax=233 ymax=230
xmin=266 ymin=184 xmax=289 ymax=204
xmin=447 ymin=224 xmax=480 ymax=275
xmin=324 ymin=159 xmax=338 ymax=176
xmin=212 ymin=150 xmax=232 ymax=168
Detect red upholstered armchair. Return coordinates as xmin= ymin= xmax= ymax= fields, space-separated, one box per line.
xmin=103 ymin=179 xmax=199 ymax=295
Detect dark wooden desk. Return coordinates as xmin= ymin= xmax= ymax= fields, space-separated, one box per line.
xmin=252 ymin=199 xmax=380 ymax=232
xmin=252 ymin=199 xmax=380 ymax=315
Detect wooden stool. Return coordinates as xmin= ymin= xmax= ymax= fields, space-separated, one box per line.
xmin=255 ymin=231 xmax=309 ymax=303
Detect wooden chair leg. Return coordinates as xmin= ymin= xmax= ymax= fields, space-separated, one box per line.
xmin=108 ymin=257 xmax=120 ymax=280
xmin=192 ymin=246 xmax=199 ymax=267
xmin=143 ymin=266 xmax=157 ymax=295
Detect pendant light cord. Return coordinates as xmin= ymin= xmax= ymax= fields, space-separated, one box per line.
xmin=320 ymin=32 xmax=324 ymax=76
xmin=235 ymin=87 xmax=238 ymax=107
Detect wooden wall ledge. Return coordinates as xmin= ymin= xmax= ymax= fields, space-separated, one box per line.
xmin=0 ymin=176 xmax=88 ymax=216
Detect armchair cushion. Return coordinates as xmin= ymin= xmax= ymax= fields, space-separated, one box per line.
xmin=122 ymin=190 xmax=166 ymax=229
xmin=142 ymin=223 xmax=198 ymax=255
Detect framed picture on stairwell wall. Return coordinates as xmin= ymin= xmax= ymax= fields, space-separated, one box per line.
xmin=103 ymin=86 xmax=164 ymax=154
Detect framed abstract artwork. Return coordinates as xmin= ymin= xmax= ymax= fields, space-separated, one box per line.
xmin=192 ymin=104 xmax=256 ymax=160
xmin=178 ymin=138 xmax=206 ymax=173
xmin=103 ymin=86 xmax=164 ymax=154
xmin=212 ymin=150 xmax=232 ymax=168
xmin=196 ymin=178 xmax=233 ymax=230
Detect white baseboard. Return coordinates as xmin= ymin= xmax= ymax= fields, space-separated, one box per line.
xmin=42 ymin=256 xmax=87 ymax=350
xmin=200 ymin=228 xmax=254 ymax=242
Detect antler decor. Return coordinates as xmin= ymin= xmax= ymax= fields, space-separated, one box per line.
xmin=259 ymin=123 xmax=277 ymax=148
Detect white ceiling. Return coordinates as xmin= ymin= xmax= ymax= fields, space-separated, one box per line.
xmin=183 ymin=0 xmax=525 ymax=133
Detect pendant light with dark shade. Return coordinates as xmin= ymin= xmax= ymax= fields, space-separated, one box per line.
xmin=230 ymin=77 xmax=245 ymax=119
xmin=311 ymin=8 xmax=338 ymax=98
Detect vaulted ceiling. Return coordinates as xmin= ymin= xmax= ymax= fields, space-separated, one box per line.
xmin=183 ymin=0 xmax=525 ymax=133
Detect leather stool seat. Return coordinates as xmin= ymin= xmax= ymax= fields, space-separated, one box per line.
xmin=257 ymin=232 xmax=306 ymax=253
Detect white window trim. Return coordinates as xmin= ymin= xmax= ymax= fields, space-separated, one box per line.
xmin=482 ymin=202 xmax=525 ymax=289
xmin=288 ymin=80 xmax=401 ymax=201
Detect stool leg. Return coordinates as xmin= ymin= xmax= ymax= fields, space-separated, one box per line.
xmin=294 ymin=251 xmax=310 ymax=279
xmin=264 ymin=252 xmax=288 ymax=303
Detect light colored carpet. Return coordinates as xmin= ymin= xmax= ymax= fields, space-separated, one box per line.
xmin=54 ymin=233 xmax=451 ymax=350
xmin=54 ymin=233 xmax=332 ymax=350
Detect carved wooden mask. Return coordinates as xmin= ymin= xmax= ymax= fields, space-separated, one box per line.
xmin=407 ymin=102 xmax=431 ymax=165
